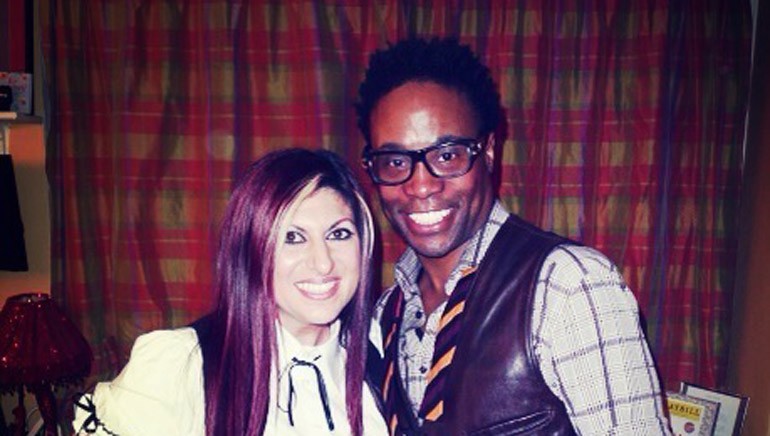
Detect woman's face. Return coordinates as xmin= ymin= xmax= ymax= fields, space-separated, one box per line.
xmin=273 ymin=187 xmax=361 ymax=345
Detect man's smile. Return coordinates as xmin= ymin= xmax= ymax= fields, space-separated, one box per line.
xmin=407 ymin=208 xmax=451 ymax=226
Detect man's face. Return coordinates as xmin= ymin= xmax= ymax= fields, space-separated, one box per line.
xmin=368 ymin=81 xmax=495 ymax=260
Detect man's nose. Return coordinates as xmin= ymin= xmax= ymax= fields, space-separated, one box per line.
xmin=403 ymin=162 xmax=443 ymax=198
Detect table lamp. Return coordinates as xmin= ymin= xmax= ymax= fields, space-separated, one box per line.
xmin=0 ymin=293 xmax=93 ymax=436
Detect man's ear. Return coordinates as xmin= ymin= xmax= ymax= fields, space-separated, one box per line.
xmin=484 ymin=134 xmax=495 ymax=173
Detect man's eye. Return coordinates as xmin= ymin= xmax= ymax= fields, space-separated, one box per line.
xmin=386 ymin=157 xmax=407 ymax=168
xmin=437 ymin=150 xmax=459 ymax=162
xmin=285 ymin=231 xmax=306 ymax=244
xmin=328 ymin=228 xmax=354 ymax=240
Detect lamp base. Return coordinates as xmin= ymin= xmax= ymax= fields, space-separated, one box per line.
xmin=11 ymin=385 xmax=26 ymax=436
xmin=28 ymin=383 xmax=58 ymax=436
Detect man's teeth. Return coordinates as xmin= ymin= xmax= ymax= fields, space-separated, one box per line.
xmin=297 ymin=282 xmax=334 ymax=294
xmin=409 ymin=209 xmax=450 ymax=226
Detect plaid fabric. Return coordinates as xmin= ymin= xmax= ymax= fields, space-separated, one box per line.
xmin=533 ymin=244 xmax=670 ymax=433
xmin=40 ymin=0 xmax=751 ymax=393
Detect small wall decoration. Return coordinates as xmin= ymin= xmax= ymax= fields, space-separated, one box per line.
xmin=666 ymin=391 xmax=719 ymax=436
xmin=0 ymin=72 xmax=31 ymax=114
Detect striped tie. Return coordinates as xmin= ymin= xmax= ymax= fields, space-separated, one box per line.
xmin=418 ymin=268 xmax=476 ymax=422
xmin=381 ymin=290 xmax=404 ymax=435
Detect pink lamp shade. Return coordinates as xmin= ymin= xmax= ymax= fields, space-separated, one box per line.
xmin=0 ymin=293 xmax=92 ymax=387
xmin=0 ymin=293 xmax=92 ymax=436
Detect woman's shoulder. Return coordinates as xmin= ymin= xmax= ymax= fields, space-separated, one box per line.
xmin=113 ymin=326 xmax=202 ymax=390
xmin=73 ymin=327 xmax=205 ymax=435
xmin=132 ymin=326 xmax=200 ymax=358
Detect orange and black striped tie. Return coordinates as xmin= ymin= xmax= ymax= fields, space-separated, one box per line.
xmin=418 ymin=268 xmax=476 ymax=422
xmin=381 ymin=290 xmax=404 ymax=435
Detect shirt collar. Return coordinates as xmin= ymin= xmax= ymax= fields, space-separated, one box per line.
xmin=272 ymin=321 xmax=346 ymax=432
xmin=276 ymin=320 xmax=345 ymax=387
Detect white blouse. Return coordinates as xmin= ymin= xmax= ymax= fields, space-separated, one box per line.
xmin=73 ymin=321 xmax=387 ymax=435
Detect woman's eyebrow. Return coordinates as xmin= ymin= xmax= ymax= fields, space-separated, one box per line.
xmin=327 ymin=217 xmax=356 ymax=230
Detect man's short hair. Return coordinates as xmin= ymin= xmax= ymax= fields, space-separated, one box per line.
xmin=356 ymin=36 xmax=502 ymax=145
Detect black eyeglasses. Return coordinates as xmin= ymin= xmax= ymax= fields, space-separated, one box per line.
xmin=361 ymin=137 xmax=485 ymax=186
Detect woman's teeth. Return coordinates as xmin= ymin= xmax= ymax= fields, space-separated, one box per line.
xmin=296 ymin=281 xmax=335 ymax=295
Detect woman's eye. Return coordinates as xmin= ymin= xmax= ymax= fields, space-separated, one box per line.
xmin=285 ymin=231 xmax=306 ymax=244
xmin=328 ymin=228 xmax=354 ymax=240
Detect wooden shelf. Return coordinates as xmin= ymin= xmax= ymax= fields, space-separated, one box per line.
xmin=1 ymin=114 xmax=42 ymax=154
xmin=0 ymin=112 xmax=42 ymax=124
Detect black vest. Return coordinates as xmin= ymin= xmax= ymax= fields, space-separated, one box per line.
xmin=375 ymin=215 xmax=578 ymax=436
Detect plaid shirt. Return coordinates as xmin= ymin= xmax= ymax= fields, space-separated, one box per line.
xmin=373 ymin=202 xmax=671 ymax=435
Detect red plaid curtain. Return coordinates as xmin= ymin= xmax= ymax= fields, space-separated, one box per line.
xmin=40 ymin=1 xmax=751 ymax=390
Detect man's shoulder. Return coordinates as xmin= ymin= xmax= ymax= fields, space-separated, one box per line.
xmin=491 ymin=212 xmax=609 ymax=270
xmin=538 ymin=244 xmax=632 ymax=303
xmin=499 ymin=213 xmax=577 ymax=246
xmin=542 ymin=244 xmax=617 ymax=275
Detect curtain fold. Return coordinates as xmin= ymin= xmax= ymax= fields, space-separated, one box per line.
xmin=40 ymin=0 xmax=752 ymax=390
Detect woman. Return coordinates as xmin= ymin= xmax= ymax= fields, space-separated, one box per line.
xmin=74 ymin=148 xmax=387 ymax=435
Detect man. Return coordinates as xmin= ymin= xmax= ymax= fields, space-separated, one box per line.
xmin=357 ymin=37 xmax=670 ymax=435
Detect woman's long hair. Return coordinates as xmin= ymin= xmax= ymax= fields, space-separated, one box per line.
xmin=198 ymin=148 xmax=375 ymax=435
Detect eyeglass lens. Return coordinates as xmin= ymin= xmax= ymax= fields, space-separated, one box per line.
xmin=371 ymin=143 xmax=474 ymax=184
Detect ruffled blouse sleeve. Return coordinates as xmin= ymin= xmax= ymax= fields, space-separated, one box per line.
xmin=73 ymin=328 xmax=205 ymax=436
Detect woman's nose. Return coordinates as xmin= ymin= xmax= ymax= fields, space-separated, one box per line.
xmin=307 ymin=240 xmax=334 ymax=274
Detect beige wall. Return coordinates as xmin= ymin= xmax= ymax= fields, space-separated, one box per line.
xmin=732 ymin=146 xmax=770 ymax=436
xmin=731 ymin=1 xmax=770 ymax=434
xmin=0 ymin=123 xmax=49 ymax=300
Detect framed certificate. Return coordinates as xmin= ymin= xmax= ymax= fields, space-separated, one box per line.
xmin=666 ymin=391 xmax=720 ymax=436
xmin=681 ymin=382 xmax=749 ymax=436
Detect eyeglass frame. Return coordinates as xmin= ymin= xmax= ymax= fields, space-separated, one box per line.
xmin=361 ymin=136 xmax=488 ymax=186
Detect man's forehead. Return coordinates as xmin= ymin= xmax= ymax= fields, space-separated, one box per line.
xmin=369 ymin=83 xmax=480 ymax=149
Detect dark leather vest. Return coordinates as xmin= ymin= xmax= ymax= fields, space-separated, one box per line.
xmin=376 ymin=215 xmax=578 ymax=436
